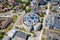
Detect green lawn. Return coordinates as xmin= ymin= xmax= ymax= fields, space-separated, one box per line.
xmin=42 ymin=38 xmax=47 ymax=40
xmin=12 ymin=15 xmax=18 ymax=23
xmin=42 ymin=29 xmax=45 ymax=34
xmin=15 ymin=0 xmax=21 ymax=2
xmin=25 ymin=8 xmax=31 ymax=13
xmin=36 ymin=13 xmax=45 ymax=17
xmin=21 ymin=6 xmax=26 ymax=10
xmin=51 ymin=10 xmax=58 ymax=13
xmin=0 ymin=32 xmax=5 ymax=40
xmin=39 ymin=14 xmax=44 ymax=17
xmin=49 ymin=6 xmax=58 ymax=13
xmin=20 ymin=27 xmax=26 ymax=31
xmin=3 ymin=24 xmax=13 ymax=33
xmin=3 ymin=2 xmax=9 ymax=8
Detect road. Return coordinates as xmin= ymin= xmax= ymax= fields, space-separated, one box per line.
xmin=0 ymin=10 xmax=22 ymax=17
xmin=46 ymin=2 xmax=50 ymax=15
xmin=43 ymin=2 xmax=51 ymax=28
xmin=39 ymin=30 xmax=43 ymax=40
xmin=12 ymin=10 xmax=25 ymax=29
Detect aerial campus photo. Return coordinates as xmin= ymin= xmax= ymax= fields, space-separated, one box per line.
xmin=0 ymin=0 xmax=60 ymax=40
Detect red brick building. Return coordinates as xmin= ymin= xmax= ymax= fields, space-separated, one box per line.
xmin=8 ymin=0 xmax=14 ymax=5
xmin=8 ymin=0 xmax=14 ymax=3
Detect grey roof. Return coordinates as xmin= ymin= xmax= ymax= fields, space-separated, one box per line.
xmin=44 ymin=14 xmax=60 ymax=30
xmin=0 ymin=17 xmax=12 ymax=29
xmin=51 ymin=1 xmax=59 ymax=6
xmin=51 ymin=0 xmax=59 ymax=2
xmin=16 ymin=31 xmax=28 ymax=40
xmin=54 ymin=17 xmax=60 ymax=29
xmin=2 ymin=36 xmax=11 ymax=40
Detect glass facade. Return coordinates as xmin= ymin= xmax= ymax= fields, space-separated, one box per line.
xmin=23 ymin=13 xmax=40 ymax=27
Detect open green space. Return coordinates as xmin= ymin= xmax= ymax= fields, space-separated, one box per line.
xmin=0 ymin=32 xmax=5 ymax=40
xmin=12 ymin=15 xmax=18 ymax=23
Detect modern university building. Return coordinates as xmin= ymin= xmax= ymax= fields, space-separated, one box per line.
xmin=22 ymin=12 xmax=41 ymax=31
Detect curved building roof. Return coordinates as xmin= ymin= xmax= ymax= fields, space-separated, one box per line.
xmin=23 ymin=12 xmax=40 ymax=27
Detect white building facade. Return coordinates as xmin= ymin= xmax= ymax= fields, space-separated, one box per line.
xmin=22 ymin=12 xmax=41 ymax=31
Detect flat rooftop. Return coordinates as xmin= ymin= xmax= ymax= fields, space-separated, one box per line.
xmin=12 ymin=31 xmax=28 ymax=40
xmin=0 ymin=17 xmax=12 ymax=29
xmin=54 ymin=16 xmax=60 ymax=29
xmin=44 ymin=13 xmax=60 ymax=30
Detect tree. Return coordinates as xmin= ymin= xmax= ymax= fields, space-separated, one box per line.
xmin=25 ymin=8 xmax=31 ymax=13
xmin=0 ymin=20 xmax=2 ymax=23
xmin=36 ymin=13 xmax=39 ymax=15
xmin=12 ymin=15 xmax=18 ymax=23
xmin=51 ymin=10 xmax=58 ymax=13
xmin=3 ymin=2 xmax=9 ymax=8
xmin=21 ymin=4 xmax=26 ymax=10
xmin=14 ymin=0 xmax=21 ymax=2
xmin=0 ymin=32 xmax=5 ymax=40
